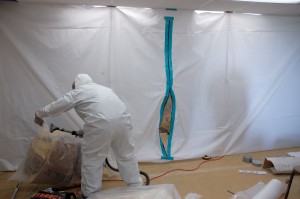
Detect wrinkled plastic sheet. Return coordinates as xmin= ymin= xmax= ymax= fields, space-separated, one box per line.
xmin=89 ymin=184 xmax=181 ymax=199
xmin=1 ymin=3 xmax=300 ymax=171
xmin=10 ymin=126 xmax=83 ymax=187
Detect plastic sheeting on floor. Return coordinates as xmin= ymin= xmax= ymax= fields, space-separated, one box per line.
xmin=89 ymin=184 xmax=182 ymax=199
xmin=0 ymin=2 xmax=300 ymax=171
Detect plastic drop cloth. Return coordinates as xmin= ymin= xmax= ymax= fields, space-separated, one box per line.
xmin=89 ymin=184 xmax=181 ymax=199
xmin=10 ymin=125 xmax=83 ymax=187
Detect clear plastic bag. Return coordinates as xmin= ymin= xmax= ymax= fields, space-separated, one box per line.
xmin=10 ymin=124 xmax=82 ymax=188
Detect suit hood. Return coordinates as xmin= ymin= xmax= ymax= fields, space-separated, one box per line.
xmin=74 ymin=74 xmax=93 ymax=88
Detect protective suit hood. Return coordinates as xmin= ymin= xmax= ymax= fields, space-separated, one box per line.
xmin=75 ymin=74 xmax=93 ymax=88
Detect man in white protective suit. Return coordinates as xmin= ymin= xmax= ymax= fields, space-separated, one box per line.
xmin=34 ymin=74 xmax=143 ymax=199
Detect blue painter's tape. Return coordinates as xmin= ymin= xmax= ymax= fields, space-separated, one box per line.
xmin=164 ymin=16 xmax=174 ymax=20
xmin=158 ymin=16 xmax=175 ymax=160
xmin=161 ymin=155 xmax=174 ymax=160
xmin=165 ymin=8 xmax=177 ymax=11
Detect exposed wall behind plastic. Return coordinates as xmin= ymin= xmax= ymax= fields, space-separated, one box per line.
xmin=0 ymin=2 xmax=299 ymax=171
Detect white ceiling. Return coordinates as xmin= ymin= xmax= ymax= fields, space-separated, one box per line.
xmin=17 ymin=0 xmax=300 ymax=16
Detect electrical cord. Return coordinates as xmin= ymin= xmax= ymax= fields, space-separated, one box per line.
xmin=150 ymin=156 xmax=224 ymax=182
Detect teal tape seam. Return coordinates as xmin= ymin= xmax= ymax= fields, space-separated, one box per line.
xmin=159 ymin=16 xmax=175 ymax=160
xmin=165 ymin=8 xmax=177 ymax=11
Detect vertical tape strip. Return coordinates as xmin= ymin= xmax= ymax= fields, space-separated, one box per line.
xmin=159 ymin=16 xmax=175 ymax=160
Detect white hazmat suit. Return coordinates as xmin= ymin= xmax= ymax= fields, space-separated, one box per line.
xmin=35 ymin=74 xmax=143 ymax=198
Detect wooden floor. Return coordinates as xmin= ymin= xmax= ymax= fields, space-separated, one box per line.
xmin=1 ymin=147 xmax=300 ymax=199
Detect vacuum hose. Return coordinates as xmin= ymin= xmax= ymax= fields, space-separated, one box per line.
xmin=50 ymin=123 xmax=150 ymax=186
xmin=105 ymin=158 xmax=150 ymax=185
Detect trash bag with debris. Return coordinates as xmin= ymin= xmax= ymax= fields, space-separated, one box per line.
xmin=10 ymin=124 xmax=82 ymax=188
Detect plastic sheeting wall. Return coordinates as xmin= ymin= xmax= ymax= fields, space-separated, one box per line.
xmin=1 ymin=2 xmax=300 ymax=171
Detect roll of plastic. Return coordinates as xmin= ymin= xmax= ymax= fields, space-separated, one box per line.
xmin=252 ymin=179 xmax=286 ymax=199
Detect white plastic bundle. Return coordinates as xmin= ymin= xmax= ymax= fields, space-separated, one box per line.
xmin=89 ymin=184 xmax=182 ymax=199
xmin=10 ymin=125 xmax=83 ymax=187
